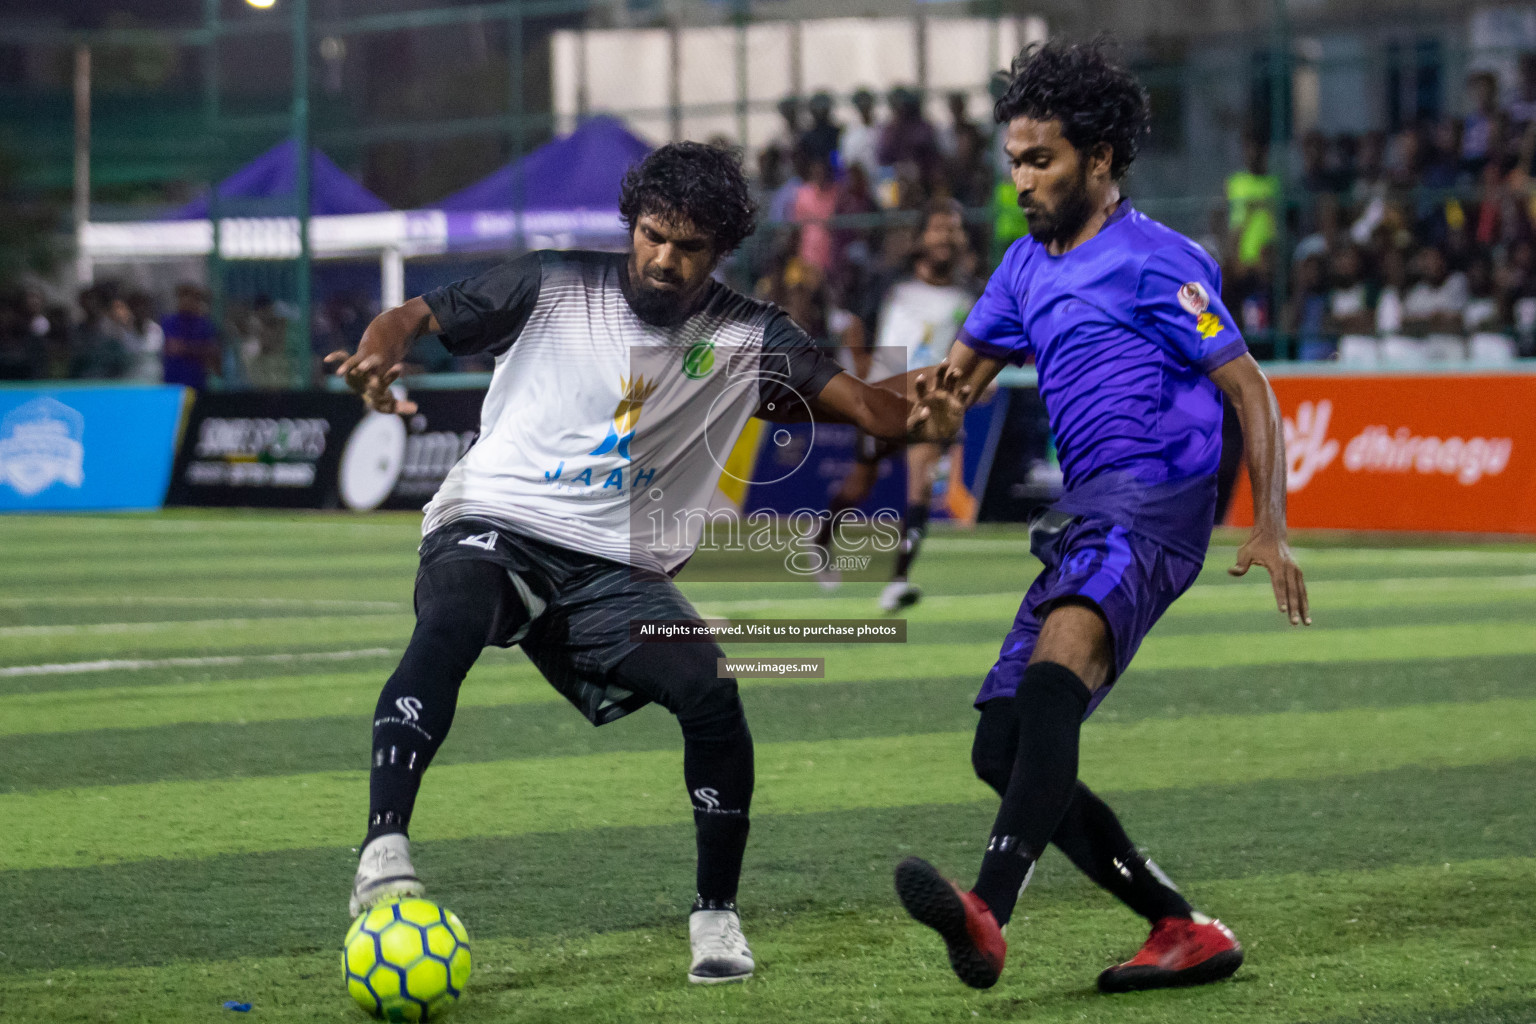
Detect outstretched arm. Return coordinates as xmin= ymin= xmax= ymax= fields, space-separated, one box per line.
xmin=807 ymin=336 xmax=1007 ymax=441
xmin=324 ymin=296 xmax=439 ymax=415
xmin=1209 ymin=353 xmax=1310 ymax=626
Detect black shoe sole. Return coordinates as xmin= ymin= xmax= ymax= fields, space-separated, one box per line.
xmin=894 ymin=857 xmax=1000 ymax=989
xmin=1097 ymin=945 xmax=1244 ymax=993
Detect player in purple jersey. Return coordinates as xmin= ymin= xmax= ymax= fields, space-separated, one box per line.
xmin=894 ymin=41 xmax=1311 ymax=994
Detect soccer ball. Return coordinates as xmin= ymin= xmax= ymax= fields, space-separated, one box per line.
xmin=343 ymin=898 xmax=472 ymax=1021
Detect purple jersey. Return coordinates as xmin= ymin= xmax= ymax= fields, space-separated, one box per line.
xmin=959 ymin=203 xmax=1245 ymax=556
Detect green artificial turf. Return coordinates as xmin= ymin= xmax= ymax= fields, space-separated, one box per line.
xmin=0 ymin=511 xmax=1532 ymax=1023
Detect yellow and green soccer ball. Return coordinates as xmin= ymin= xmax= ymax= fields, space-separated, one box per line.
xmin=343 ymin=898 xmax=472 ymax=1021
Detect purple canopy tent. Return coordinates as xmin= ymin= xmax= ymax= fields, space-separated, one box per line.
xmin=174 ymin=139 xmax=390 ymax=219
xmin=432 ymin=116 xmax=652 ymax=248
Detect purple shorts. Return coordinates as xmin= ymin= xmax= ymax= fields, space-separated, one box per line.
xmin=974 ymin=515 xmax=1205 ymax=717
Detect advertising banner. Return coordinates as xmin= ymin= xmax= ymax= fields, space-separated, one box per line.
xmin=0 ymin=385 xmax=187 ymax=512
xmin=167 ymin=391 xmax=365 ymax=508
xmin=1226 ymin=372 xmax=1536 ymax=534
xmin=167 ymin=389 xmax=482 ymax=511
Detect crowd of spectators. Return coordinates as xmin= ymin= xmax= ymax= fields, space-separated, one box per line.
xmin=0 ymin=281 xmax=313 ymax=388
xmin=1217 ymin=61 xmax=1536 ymax=363
xmin=745 ymin=84 xmax=1012 ymax=341
xmin=10 ymin=67 xmax=1536 ymax=389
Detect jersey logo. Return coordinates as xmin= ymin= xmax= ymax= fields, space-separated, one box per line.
xmin=394 ymin=697 xmax=423 ymax=722
xmin=589 ymin=374 xmax=660 ymax=461
xmin=1177 ymin=281 xmax=1211 ymax=315
xmin=457 ymin=531 xmax=499 ymax=551
xmin=1196 ymin=311 xmax=1224 ymax=340
xmin=683 ymin=340 xmax=716 ymax=379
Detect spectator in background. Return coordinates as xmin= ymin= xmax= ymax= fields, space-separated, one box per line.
xmin=1299 ymin=130 xmax=1341 ymax=195
xmin=756 ymin=254 xmax=862 ymax=356
xmin=840 ymin=88 xmax=883 ymax=180
xmin=71 ymin=286 xmax=130 ymax=380
xmin=240 ymin=294 xmax=292 ymax=389
xmin=1286 ymin=253 xmax=1332 ymax=361
xmin=947 ymin=112 xmax=994 ymax=210
xmin=799 ymin=92 xmax=841 ymax=167
xmin=1463 ymin=254 xmax=1517 ymax=362
xmin=1496 ymin=237 xmax=1536 ymax=354
xmin=833 ymin=160 xmax=879 ymax=293
xmin=771 ymin=96 xmax=802 ymax=164
xmin=1375 ymin=245 xmax=1413 ymax=361
xmin=160 ymin=283 xmax=221 ymax=388
xmin=1227 ymin=134 xmax=1279 ymax=269
xmin=123 ymin=292 xmax=164 ymax=383
xmin=755 ymin=146 xmax=786 ymax=207
xmin=768 ymin=144 xmax=807 ymax=224
xmin=878 ymin=86 xmax=941 ymax=187
xmin=1402 ymin=244 xmax=1469 ymax=361
xmin=1506 ymin=53 xmax=1536 ymax=127
xmin=1333 ymin=133 xmax=1360 ymax=194
xmin=1462 ymin=71 xmax=1500 ymax=179
xmin=0 ymin=294 xmax=46 ymax=380
xmin=1329 ymin=245 xmax=1378 ymax=364
xmin=815 ymin=197 xmax=978 ymax=607
xmin=792 ymin=151 xmax=840 ymax=273
xmin=938 ymin=90 xmax=984 ymax=161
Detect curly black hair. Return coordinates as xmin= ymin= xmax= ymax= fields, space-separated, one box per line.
xmin=993 ymin=39 xmax=1150 ymax=181
xmin=619 ymin=141 xmax=758 ymax=255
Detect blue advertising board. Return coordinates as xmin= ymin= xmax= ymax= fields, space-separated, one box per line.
xmin=0 ymin=386 xmax=188 ymax=512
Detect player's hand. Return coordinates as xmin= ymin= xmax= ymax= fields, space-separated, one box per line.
xmin=1229 ymin=531 xmax=1310 ymax=626
xmin=324 ymin=349 xmax=418 ymax=415
xmin=907 ymin=363 xmax=972 ymax=442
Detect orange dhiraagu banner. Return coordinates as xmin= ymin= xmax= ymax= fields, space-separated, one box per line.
xmin=1227 ymin=372 xmax=1536 ymax=534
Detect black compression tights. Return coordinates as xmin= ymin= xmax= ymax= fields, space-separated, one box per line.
xmin=971 ymin=694 xmax=1193 ymax=924
xmin=365 ymin=559 xmax=519 ymax=846
xmin=364 ymin=561 xmax=755 ymax=905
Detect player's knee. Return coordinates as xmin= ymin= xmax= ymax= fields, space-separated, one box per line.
xmin=970 ymin=730 xmax=1012 ymax=796
xmin=677 ymin=676 xmax=747 ymax=744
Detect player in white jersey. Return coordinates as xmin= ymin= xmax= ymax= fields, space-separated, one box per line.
xmin=326 ymin=143 xmax=966 ymax=985
xmin=815 ymin=198 xmax=979 ymax=610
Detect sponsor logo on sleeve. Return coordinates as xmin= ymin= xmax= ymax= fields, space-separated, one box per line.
xmin=1177 ymin=281 xmax=1211 ymax=315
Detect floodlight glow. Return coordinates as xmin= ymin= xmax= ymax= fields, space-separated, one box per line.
xmin=245 ymin=0 xmax=277 ymax=8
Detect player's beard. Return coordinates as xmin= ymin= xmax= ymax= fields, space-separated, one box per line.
xmin=1023 ymin=164 xmax=1093 ymax=249
xmin=629 ymin=279 xmax=689 ymax=325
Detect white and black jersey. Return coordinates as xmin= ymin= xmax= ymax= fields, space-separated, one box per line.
xmin=421 ymin=250 xmax=844 ymax=574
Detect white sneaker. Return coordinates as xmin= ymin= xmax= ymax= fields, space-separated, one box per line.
xmin=815 ymin=565 xmax=842 ymax=592
xmin=349 ymin=833 xmax=426 ymax=917
xmin=879 ymin=580 xmax=921 ymax=613
xmin=688 ymin=906 xmax=754 ymax=984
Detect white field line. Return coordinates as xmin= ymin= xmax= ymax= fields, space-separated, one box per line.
xmin=0 ymin=613 xmax=404 ymax=639
xmin=0 ymin=596 xmax=405 ymax=610
xmin=0 ymin=648 xmax=395 ymax=678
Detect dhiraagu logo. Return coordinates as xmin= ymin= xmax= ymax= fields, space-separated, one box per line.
xmin=683 ymin=340 xmax=716 ymax=379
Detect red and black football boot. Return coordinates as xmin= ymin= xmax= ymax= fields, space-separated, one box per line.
xmin=894 ymin=857 xmax=1007 ymax=989
xmin=1097 ymin=913 xmax=1244 ymax=993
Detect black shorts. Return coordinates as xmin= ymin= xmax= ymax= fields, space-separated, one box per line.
xmin=417 ymin=518 xmax=716 ymax=726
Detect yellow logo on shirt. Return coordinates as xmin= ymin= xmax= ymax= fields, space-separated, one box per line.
xmin=589 ymin=374 xmax=660 ymax=461
xmin=1196 ymin=311 xmax=1224 ymax=340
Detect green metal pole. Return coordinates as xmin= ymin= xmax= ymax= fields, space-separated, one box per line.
xmin=292 ymin=0 xmax=312 ymax=387
xmin=204 ymin=0 xmax=225 ymax=372
xmin=505 ymin=0 xmax=525 ymax=253
xmin=1269 ymin=0 xmax=1290 ymax=360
